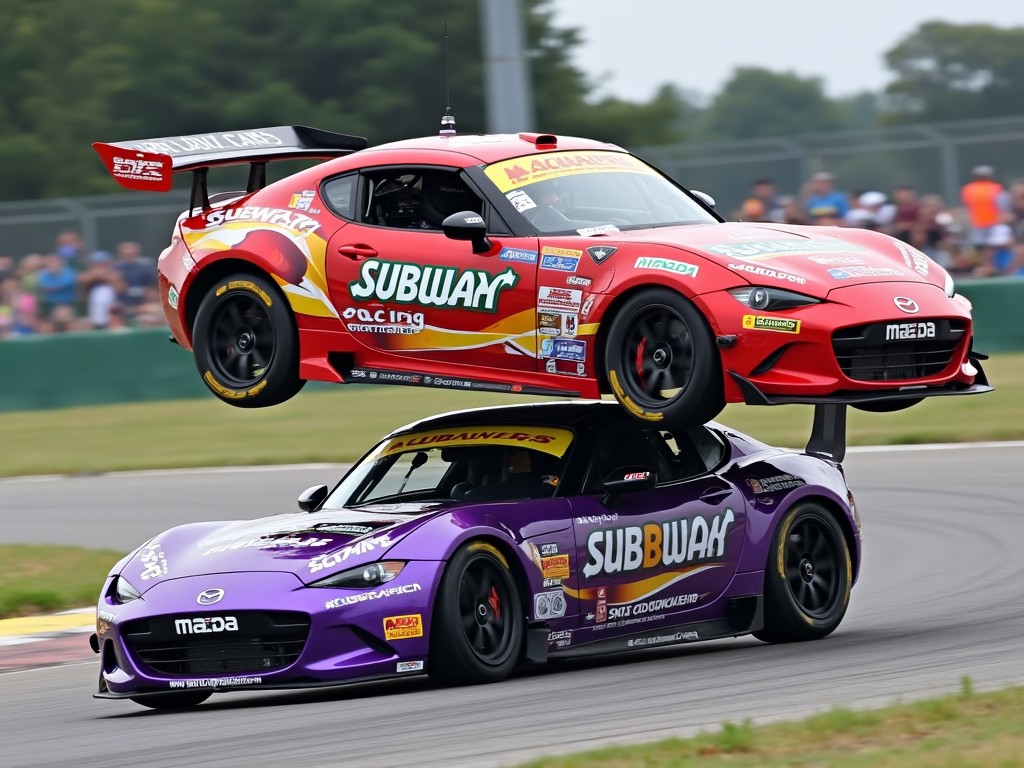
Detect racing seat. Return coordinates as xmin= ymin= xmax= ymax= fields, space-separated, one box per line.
xmin=418 ymin=173 xmax=483 ymax=229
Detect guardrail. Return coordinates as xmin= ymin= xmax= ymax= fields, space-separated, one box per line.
xmin=0 ymin=278 xmax=1020 ymax=412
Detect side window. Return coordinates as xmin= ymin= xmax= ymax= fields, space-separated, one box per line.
xmin=360 ymin=168 xmax=485 ymax=230
xmin=322 ymin=173 xmax=358 ymax=220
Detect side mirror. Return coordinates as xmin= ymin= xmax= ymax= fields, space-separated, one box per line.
xmin=297 ymin=484 xmax=329 ymax=513
xmin=692 ymin=190 xmax=716 ymax=209
xmin=442 ymin=211 xmax=492 ymax=254
xmin=601 ymin=466 xmax=656 ymax=508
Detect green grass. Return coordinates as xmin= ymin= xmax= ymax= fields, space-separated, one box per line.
xmin=517 ymin=681 xmax=1024 ymax=767
xmin=0 ymin=545 xmax=124 ymax=617
xmin=1 ymin=352 xmax=1022 ymax=477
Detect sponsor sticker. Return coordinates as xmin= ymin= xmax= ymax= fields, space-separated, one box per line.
xmin=539 ymin=311 xmax=561 ymax=335
xmin=608 ymin=593 xmax=699 ymax=621
xmin=485 ymin=151 xmax=658 ymax=192
xmin=538 ymin=286 xmax=583 ymax=313
xmin=577 ymin=224 xmax=619 ymax=237
xmin=541 ymin=246 xmax=583 ymax=259
xmin=308 ymin=534 xmax=392 ymax=573
xmin=894 ymin=240 xmax=931 ymax=276
xmin=582 ymin=509 xmax=735 ymax=579
xmin=627 ymin=631 xmax=698 ymax=648
xmin=201 ymin=536 xmax=332 ymax=556
xmin=139 ymin=543 xmax=168 ymax=581
xmin=169 ymin=676 xmax=262 ymax=689
xmin=707 ymin=239 xmax=866 ymax=259
xmin=397 ymin=660 xmax=425 ymax=673
xmin=540 ymin=543 xmax=558 ymax=556
xmin=349 ymin=259 xmax=518 ymax=313
xmin=540 ymin=254 xmax=580 ymax=272
xmin=727 ymin=263 xmax=806 ymax=285
xmin=506 ymin=189 xmax=537 ymax=212
xmin=383 ymin=614 xmax=423 ymax=641
xmin=380 ymin=426 xmax=574 ymax=457
xmin=325 ymin=583 xmax=422 ymax=610
xmin=547 ymin=338 xmax=585 ymax=362
xmin=634 ymin=256 xmax=698 ymax=277
xmin=288 ymin=190 xmax=316 ymax=211
xmin=587 ymin=245 xmax=617 ymax=264
xmin=174 ymin=616 xmax=239 ymax=635
xmin=742 ymin=315 xmax=801 ymax=334
xmin=167 ymin=286 xmax=179 ymax=310
xmin=201 ymin=207 xmax=321 ymax=235
xmin=342 ymin=306 xmax=424 ymax=335
xmin=828 ymin=266 xmax=906 ymax=279
xmin=498 ymin=247 xmax=539 ymax=264
xmin=565 ymin=274 xmax=592 ymax=287
xmin=746 ymin=475 xmax=805 ymax=494
xmin=541 ymin=554 xmax=571 ymax=580
xmin=534 ymin=591 xmax=567 ymax=620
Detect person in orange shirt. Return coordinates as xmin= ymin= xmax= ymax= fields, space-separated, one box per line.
xmin=961 ymin=165 xmax=1007 ymax=273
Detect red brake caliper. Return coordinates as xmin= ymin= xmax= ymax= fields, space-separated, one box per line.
xmin=635 ymin=338 xmax=647 ymax=389
xmin=488 ymin=586 xmax=501 ymax=619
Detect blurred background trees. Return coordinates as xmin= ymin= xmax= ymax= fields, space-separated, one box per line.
xmin=0 ymin=0 xmax=1022 ymax=200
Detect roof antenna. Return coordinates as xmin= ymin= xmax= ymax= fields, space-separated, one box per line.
xmin=439 ymin=19 xmax=456 ymax=136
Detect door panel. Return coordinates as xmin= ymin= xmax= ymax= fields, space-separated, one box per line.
xmin=326 ymin=224 xmax=540 ymax=373
xmin=568 ymin=482 xmax=746 ymax=639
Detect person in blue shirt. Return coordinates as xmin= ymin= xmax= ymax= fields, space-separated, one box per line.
xmin=36 ymin=253 xmax=79 ymax=316
xmin=805 ymin=172 xmax=849 ymax=225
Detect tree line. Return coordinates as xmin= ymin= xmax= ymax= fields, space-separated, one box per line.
xmin=1 ymin=0 xmax=1022 ymax=201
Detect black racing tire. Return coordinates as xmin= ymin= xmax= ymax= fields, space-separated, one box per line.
xmin=428 ymin=541 xmax=524 ymax=685
xmin=129 ymin=691 xmax=212 ymax=709
xmin=852 ymin=398 xmax=924 ymax=413
xmin=192 ymin=273 xmax=305 ymax=408
xmin=604 ymin=288 xmax=724 ymax=429
xmin=754 ymin=502 xmax=852 ymax=643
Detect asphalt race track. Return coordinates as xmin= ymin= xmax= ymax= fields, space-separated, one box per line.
xmin=2 ymin=444 xmax=1024 ymax=768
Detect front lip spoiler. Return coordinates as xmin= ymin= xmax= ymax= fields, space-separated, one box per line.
xmin=93 ymin=669 xmax=422 ymax=699
xmin=727 ymin=352 xmax=992 ymax=407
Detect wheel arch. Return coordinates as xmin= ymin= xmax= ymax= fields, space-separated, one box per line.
xmin=184 ymin=258 xmax=283 ymax=345
xmin=784 ymin=493 xmax=861 ymax=584
xmin=592 ymin=284 xmax=723 ymax=395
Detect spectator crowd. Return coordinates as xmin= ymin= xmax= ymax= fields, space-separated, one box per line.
xmin=0 ymin=231 xmax=164 ymax=338
xmin=3 ymin=166 xmax=1024 ymax=339
xmin=736 ymin=166 xmax=1024 ymax=278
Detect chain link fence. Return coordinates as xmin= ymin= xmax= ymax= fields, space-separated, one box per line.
xmin=3 ymin=115 xmax=1024 ymax=258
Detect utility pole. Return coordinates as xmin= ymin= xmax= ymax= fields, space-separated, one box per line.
xmin=481 ymin=0 xmax=535 ymax=133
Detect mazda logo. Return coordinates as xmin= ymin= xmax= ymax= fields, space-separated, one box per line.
xmin=893 ymin=296 xmax=919 ymax=314
xmin=197 ymin=588 xmax=224 ymax=605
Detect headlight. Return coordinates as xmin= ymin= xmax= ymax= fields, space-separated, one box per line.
xmin=728 ymin=286 xmax=820 ymax=311
xmin=944 ymin=271 xmax=955 ymax=298
xmin=309 ymin=561 xmax=406 ymax=588
xmin=112 ymin=576 xmax=142 ymax=604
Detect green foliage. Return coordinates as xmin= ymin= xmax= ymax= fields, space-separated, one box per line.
xmin=883 ymin=21 xmax=1024 ymax=122
xmin=714 ymin=719 xmax=755 ymax=753
xmin=0 ymin=0 xmax=691 ymax=201
xmin=699 ymin=67 xmax=841 ymax=140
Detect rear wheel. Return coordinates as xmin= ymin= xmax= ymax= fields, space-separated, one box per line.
xmin=604 ymin=288 xmax=724 ymax=429
xmin=429 ymin=542 xmax=523 ymax=685
xmin=754 ymin=503 xmax=851 ymax=643
xmin=192 ymin=273 xmax=304 ymax=407
xmin=130 ymin=691 xmax=211 ymax=710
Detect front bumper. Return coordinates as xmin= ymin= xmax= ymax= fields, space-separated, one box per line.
xmin=702 ymin=282 xmax=983 ymax=403
xmin=93 ymin=566 xmax=442 ymax=698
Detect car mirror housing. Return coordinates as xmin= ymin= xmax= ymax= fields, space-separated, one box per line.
xmin=601 ymin=466 xmax=656 ymax=508
xmin=442 ymin=211 xmax=492 ymax=254
xmin=297 ymin=484 xmax=329 ymax=512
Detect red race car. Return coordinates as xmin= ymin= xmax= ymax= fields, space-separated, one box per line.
xmin=93 ymin=125 xmax=990 ymax=430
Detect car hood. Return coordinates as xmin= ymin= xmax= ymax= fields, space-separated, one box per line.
xmin=121 ymin=505 xmax=445 ymax=591
xmin=604 ymin=222 xmax=943 ymax=296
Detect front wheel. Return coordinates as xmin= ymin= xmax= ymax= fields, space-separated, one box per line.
xmin=428 ymin=542 xmax=523 ymax=685
xmin=754 ymin=503 xmax=852 ymax=643
xmin=604 ymin=288 xmax=724 ymax=429
xmin=192 ymin=273 xmax=305 ymax=407
xmin=130 ymin=691 xmax=212 ymax=710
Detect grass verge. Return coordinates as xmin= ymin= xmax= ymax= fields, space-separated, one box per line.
xmin=1 ymin=352 xmax=1021 ymax=477
xmin=518 ymin=679 xmax=1024 ymax=767
xmin=0 ymin=544 xmax=122 ymax=618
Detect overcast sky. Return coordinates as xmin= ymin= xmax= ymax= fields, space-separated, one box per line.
xmin=549 ymin=0 xmax=1024 ymax=103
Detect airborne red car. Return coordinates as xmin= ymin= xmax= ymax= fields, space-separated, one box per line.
xmin=93 ymin=125 xmax=990 ymax=429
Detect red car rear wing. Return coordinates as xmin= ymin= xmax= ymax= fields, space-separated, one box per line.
xmin=92 ymin=126 xmax=368 ymax=210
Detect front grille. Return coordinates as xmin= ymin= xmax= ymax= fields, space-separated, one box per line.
xmin=123 ymin=611 xmax=309 ymax=677
xmin=832 ymin=319 xmax=966 ymax=382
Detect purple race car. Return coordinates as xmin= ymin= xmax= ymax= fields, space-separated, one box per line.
xmin=91 ymin=400 xmax=861 ymax=709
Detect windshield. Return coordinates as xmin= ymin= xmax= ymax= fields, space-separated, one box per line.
xmin=323 ymin=425 xmax=575 ymax=508
xmin=484 ymin=150 xmax=716 ymax=234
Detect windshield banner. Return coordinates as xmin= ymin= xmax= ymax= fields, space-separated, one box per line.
xmin=381 ymin=426 xmax=574 ymax=457
xmin=485 ymin=151 xmax=657 ymax=193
